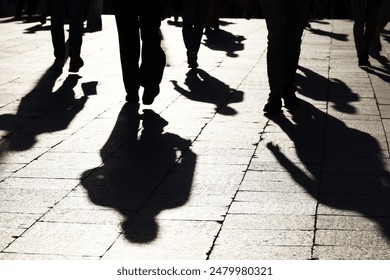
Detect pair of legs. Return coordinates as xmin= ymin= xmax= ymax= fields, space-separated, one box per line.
xmin=370 ymin=0 xmax=390 ymax=57
xmin=181 ymin=0 xmax=210 ymax=68
xmin=351 ymin=0 xmax=382 ymax=66
xmin=261 ymin=0 xmax=310 ymax=113
xmin=49 ymin=0 xmax=85 ymax=72
xmin=114 ymin=1 xmax=166 ymax=105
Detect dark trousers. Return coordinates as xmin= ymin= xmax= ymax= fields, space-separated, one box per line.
xmin=261 ymin=0 xmax=310 ymax=97
xmin=182 ymin=0 xmax=210 ymax=54
xmin=49 ymin=0 xmax=85 ymax=60
xmin=114 ymin=1 xmax=166 ymax=95
xmin=351 ymin=0 xmax=382 ymax=57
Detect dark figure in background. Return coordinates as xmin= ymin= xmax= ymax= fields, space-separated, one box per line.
xmin=170 ymin=0 xmax=182 ymax=22
xmin=261 ymin=0 xmax=311 ymax=114
xmin=204 ymin=0 xmax=222 ymax=34
xmin=49 ymin=0 xmax=86 ymax=73
xmin=85 ymin=0 xmax=103 ymax=32
xmin=182 ymin=0 xmax=210 ymax=68
xmin=15 ymin=0 xmax=39 ymax=19
xmin=350 ymin=0 xmax=382 ymax=67
xmin=370 ymin=0 xmax=390 ymax=58
xmin=114 ymin=1 xmax=167 ymax=105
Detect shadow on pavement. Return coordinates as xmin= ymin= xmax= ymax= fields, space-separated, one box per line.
xmin=266 ymin=96 xmax=390 ymax=241
xmin=81 ymin=105 xmax=196 ymax=243
xmin=0 ymin=70 xmax=88 ymax=167
xmin=171 ymin=68 xmax=244 ymax=115
xmin=203 ymin=28 xmax=246 ymax=57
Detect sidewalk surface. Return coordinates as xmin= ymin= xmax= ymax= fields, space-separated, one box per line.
xmin=0 ymin=15 xmax=390 ymax=260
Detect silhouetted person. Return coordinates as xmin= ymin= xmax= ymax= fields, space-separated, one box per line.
xmin=181 ymin=0 xmax=210 ymax=68
xmin=49 ymin=0 xmax=85 ymax=72
xmin=261 ymin=0 xmax=311 ymax=114
xmin=85 ymin=0 xmax=103 ymax=32
xmin=351 ymin=0 xmax=382 ymax=67
xmin=169 ymin=0 xmax=182 ymax=22
xmin=370 ymin=0 xmax=389 ymax=58
xmin=114 ymin=1 xmax=167 ymax=105
xmin=15 ymin=0 xmax=39 ymax=19
xmin=204 ymin=0 xmax=221 ymax=35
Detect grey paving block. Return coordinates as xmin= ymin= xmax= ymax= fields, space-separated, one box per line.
xmin=315 ymin=229 xmax=390 ymax=248
xmin=222 ymin=214 xmax=315 ymax=230
xmin=209 ymin=245 xmax=312 ymax=260
xmin=103 ymin=220 xmax=220 ymax=259
xmin=4 ymin=222 xmax=120 ymax=257
xmin=0 ymin=253 xmax=98 ymax=260
xmin=313 ymin=246 xmax=390 ymax=260
xmin=214 ymin=229 xmax=314 ymax=247
xmin=0 ymin=177 xmax=79 ymax=190
xmin=316 ymin=215 xmax=390 ymax=231
xmin=317 ymin=193 xmax=390 ymax=216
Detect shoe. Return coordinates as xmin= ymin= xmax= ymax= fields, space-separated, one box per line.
xmin=263 ymin=95 xmax=282 ymax=114
xmin=142 ymin=85 xmax=160 ymax=105
xmin=283 ymin=93 xmax=299 ymax=108
xmin=69 ymin=57 xmax=84 ymax=72
xmin=369 ymin=49 xmax=380 ymax=59
xmin=50 ymin=58 xmax=64 ymax=71
xmin=358 ymin=55 xmax=371 ymax=68
xmin=187 ymin=52 xmax=198 ymax=68
xmin=126 ymin=94 xmax=139 ymax=103
xmin=283 ymin=85 xmax=299 ymax=108
xmin=39 ymin=16 xmax=47 ymax=25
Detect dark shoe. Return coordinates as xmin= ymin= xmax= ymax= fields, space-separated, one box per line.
xmin=142 ymin=85 xmax=160 ymax=105
xmin=126 ymin=86 xmax=140 ymax=103
xmin=283 ymin=92 xmax=299 ymax=108
xmin=69 ymin=57 xmax=84 ymax=72
xmin=358 ymin=55 xmax=371 ymax=68
xmin=126 ymin=94 xmax=139 ymax=103
xmin=187 ymin=52 xmax=198 ymax=68
xmin=39 ymin=16 xmax=47 ymax=25
xmin=50 ymin=58 xmax=64 ymax=71
xmin=283 ymin=84 xmax=299 ymax=108
xmin=369 ymin=49 xmax=380 ymax=59
xmin=263 ymin=95 xmax=282 ymax=114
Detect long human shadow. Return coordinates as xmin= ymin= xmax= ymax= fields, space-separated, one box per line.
xmin=81 ymin=106 xmax=196 ymax=243
xmin=364 ymin=56 xmax=390 ymax=85
xmin=266 ymin=98 xmax=390 ymax=241
xmin=203 ymin=28 xmax=245 ymax=57
xmin=297 ymin=65 xmax=360 ymax=114
xmin=0 ymin=70 xmax=89 ymax=170
xmin=171 ymin=68 xmax=244 ymax=115
xmin=306 ymin=26 xmax=348 ymax=41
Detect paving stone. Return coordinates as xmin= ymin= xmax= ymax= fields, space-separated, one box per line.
xmin=4 ymin=222 xmax=120 ymax=257
xmin=0 ymin=228 xmax=25 ymax=251
xmin=313 ymin=246 xmax=390 ymax=260
xmin=0 ymin=213 xmax=40 ymax=229
xmin=103 ymin=220 xmax=220 ymax=260
xmin=316 ymin=215 xmax=390 ymax=231
xmin=40 ymin=208 xmax=129 ymax=226
xmin=222 ymin=214 xmax=315 ymax=230
xmin=0 ymin=253 xmax=98 ymax=260
xmin=315 ymin=230 xmax=390 ymax=248
xmin=214 ymin=229 xmax=314 ymax=247
xmin=0 ymin=177 xmax=79 ymax=190
xmin=317 ymin=193 xmax=390 ymax=216
xmin=210 ymin=245 xmax=312 ymax=260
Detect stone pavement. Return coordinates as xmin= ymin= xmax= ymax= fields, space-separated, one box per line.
xmin=0 ymin=15 xmax=390 ymax=260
